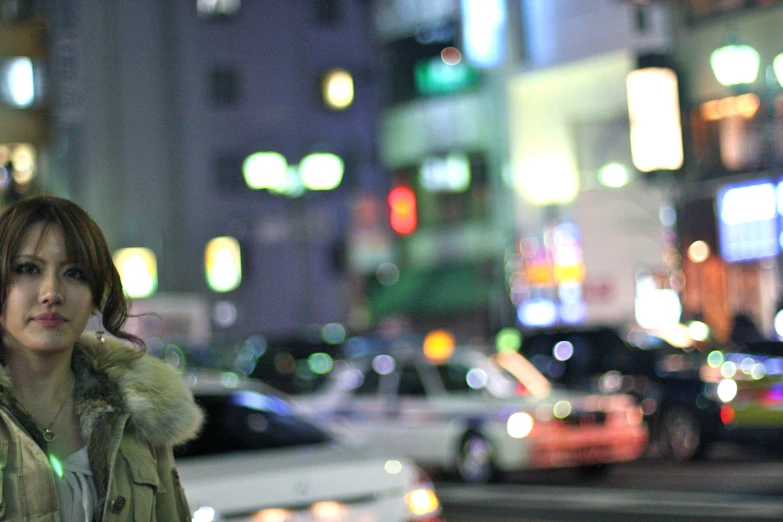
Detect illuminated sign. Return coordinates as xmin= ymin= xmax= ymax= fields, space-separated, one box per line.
xmin=419 ymin=152 xmax=471 ymax=192
xmin=205 ymin=236 xmax=242 ymax=292
xmin=517 ymin=298 xmax=557 ymax=328
xmin=414 ymin=58 xmax=480 ymax=96
xmin=627 ymin=67 xmax=684 ymax=172
xmin=717 ymin=181 xmax=778 ymax=262
xmin=460 ymin=0 xmax=506 ymax=68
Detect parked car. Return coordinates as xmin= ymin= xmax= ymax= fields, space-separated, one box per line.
xmin=518 ymin=326 xmax=783 ymax=461
xmin=293 ymin=337 xmax=648 ymax=484
xmin=699 ymin=346 xmax=783 ymax=450
xmin=175 ymin=368 xmax=443 ymax=522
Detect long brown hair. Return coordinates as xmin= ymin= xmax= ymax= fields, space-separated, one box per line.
xmin=0 ymin=195 xmax=144 ymax=348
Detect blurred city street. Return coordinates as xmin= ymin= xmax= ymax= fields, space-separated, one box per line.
xmin=4 ymin=0 xmax=783 ymax=520
xmin=436 ymin=443 xmax=783 ymax=521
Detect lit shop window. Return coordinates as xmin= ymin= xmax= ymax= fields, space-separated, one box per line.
xmin=205 ymin=236 xmax=242 ymax=292
xmin=0 ymin=57 xmax=43 ymax=108
xmin=322 ymin=69 xmax=354 ymax=110
xmin=718 ymin=181 xmax=777 ymax=262
xmin=114 ymin=248 xmax=158 ymax=298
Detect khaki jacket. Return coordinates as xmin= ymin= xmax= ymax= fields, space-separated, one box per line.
xmin=0 ymin=334 xmax=204 ymax=521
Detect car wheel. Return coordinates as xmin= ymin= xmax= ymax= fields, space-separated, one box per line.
xmin=658 ymin=405 xmax=704 ymax=461
xmin=457 ymin=432 xmax=496 ymax=484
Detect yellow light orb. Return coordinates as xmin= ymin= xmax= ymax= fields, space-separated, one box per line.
xmin=423 ymin=329 xmax=455 ymax=363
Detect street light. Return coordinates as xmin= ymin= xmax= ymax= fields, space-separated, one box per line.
xmin=299 ymin=152 xmax=344 ymax=191
xmin=243 ymin=151 xmax=344 ymax=195
xmin=710 ymin=36 xmax=760 ymax=87
xmin=773 ymin=53 xmax=783 ymax=88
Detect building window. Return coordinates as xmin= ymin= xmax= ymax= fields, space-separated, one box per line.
xmin=315 ymin=0 xmax=339 ymax=25
xmin=209 ymin=66 xmax=240 ymax=107
xmin=396 ymin=152 xmax=489 ymax=228
xmin=214 ymin=152 xmax=245 ymax=191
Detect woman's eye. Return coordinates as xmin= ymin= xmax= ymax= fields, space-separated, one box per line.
xmin=64 ymin=267 xmax=87 ymax=280
xmin=13 ymin=262 xmax=38 ymax=275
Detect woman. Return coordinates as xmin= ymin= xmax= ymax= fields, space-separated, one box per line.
xmin=0 ymin=195 xmax=203 ymax=521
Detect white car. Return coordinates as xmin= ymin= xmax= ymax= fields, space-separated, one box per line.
xmin=294 ymin=343 xmax=648 ymax=484
xmin=175 ymin=368 xmax=443 ymax=522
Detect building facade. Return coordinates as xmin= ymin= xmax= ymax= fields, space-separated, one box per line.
xmin=670 ymin=1 xmax=783 ymax=342
xmin=1 ymin=0 xmax=388 ymax=346
xmin=370 ymin=0 xmax=681 ymax=340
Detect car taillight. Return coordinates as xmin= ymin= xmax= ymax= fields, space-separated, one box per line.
xmin=720 ymin=404 xmax=735 ymax=424
xmin=405 ymin=468 xmax=442 ymax=521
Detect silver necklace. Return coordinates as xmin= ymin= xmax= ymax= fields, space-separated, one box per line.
xmin=35 ymin=381 xmax=74 ymax=442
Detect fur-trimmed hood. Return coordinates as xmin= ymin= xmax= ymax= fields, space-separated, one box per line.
xmin=0 ymin=333 xmax=204 ymax=520
xmin=0 ymin=333 xmax=203 ymax=448
xmin=73 ymin=333 xmax=204 ymax=446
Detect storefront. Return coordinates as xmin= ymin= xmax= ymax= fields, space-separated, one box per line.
xmin=672 ymin=2 xmax=783 ymax=341
xmin=506 ymin=51 xmax=675 ymax=330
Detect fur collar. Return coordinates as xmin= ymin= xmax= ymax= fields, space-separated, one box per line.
xmin=0 ymin=333 xmax=203 ymax=447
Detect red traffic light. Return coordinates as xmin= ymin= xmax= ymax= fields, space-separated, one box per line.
xmin=388 ymin=185 xmax=417 ymax=235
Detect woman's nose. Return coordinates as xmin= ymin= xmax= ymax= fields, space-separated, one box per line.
xmin=39 ymin=274 xmax=64 ymax=305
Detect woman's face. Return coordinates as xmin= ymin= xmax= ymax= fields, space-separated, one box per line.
xmin=0 ymin=223 xmax=95 ymax=358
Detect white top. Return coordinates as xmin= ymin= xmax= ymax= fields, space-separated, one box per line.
xmin=53 ymin=447 xmax=98 ymax=522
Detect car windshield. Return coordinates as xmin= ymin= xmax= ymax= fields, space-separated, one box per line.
xmin=174 ymin=391 xmax=333 ymax=458
xmin=434 ymin=350 xmax=553 ymax=399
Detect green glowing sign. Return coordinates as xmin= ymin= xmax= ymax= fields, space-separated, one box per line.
xmin=414 ymin=58 xmax=480 ymax=96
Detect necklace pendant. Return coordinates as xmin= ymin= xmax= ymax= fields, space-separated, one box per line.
xmin=43 ymin=429 xmax=55 ymax=442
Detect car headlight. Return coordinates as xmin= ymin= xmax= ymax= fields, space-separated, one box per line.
xmin=507 ymin=411 xmax=534 ymax=438
xmin=405 ymin=488 xmax=440 ymax=516
xmin=405 ymin=469 xmax=441 ymax=519
xmin=716 ymin=378 xmax=738 ymax=403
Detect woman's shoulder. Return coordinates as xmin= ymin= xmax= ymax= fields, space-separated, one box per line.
xmin=75 ymin=334 xmax=204 ymax=446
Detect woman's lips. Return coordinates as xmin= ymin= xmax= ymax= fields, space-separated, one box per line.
xmin=33 ymin=313 xmax=66 ymax=327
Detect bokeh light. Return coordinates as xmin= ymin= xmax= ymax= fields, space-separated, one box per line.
xmin=372 ymin=354 xmax=396 ymax=375
xmin=205 ymin=236 xmax=242 ymax=292
xmin=552 ymin=341 xmax=574 ymax=361
xmin=687 ymin=320 xmax=710 ymax=342
xmin=687 ymin=240 xmax=710 ymax=263
xmin=299 ymin=152 xmax=344 ymax=191
xmin=716 ymin=378 xmax=738 ymax=403
xmin=164 ymin=344 xmax=186 ymax=374
xmin=466 ymin=368 xmax=488 ymax=389
xmin=707 ymin=351 xmax=724 ymax=368
xmin=441 ymin=46 xmax=462 ymax=65
xmin=322 ymin=323 xmax=346 ymax=344
xmin=114 ymin=247 xmax=158 ymax=298
xmin=495 ymin=327 xmax=522 ymax=353
xmin=308 ymin=353 xmax=334 ymax=375
xmin=597 ymin=162 xmax=630 ymax=188
xmin=506 ymin=412 xmax=534 ymax=438
xmin=2 ymin=57 xmax=35 ymax=107
xmin=322 ymin=68 xmax=354 ymax=110
xmin=376 ymin=262 xmax=400 ymax=286
xmin=384 ymin=460 xmax=402 ymax=474
xmin=553 ymin=400 xmax=572 ymax=419
xmin=243 ymin=152 xmax=288 ymax=191
xmin=212 ymin=300 xmax=237 ymax=327
xmin=423 ymin=329 xmax=455 ymax=363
